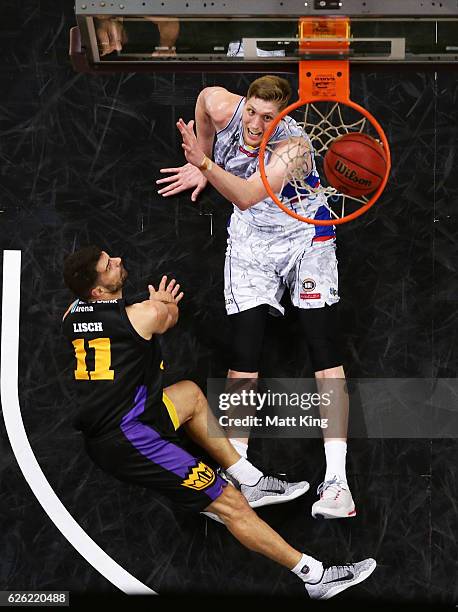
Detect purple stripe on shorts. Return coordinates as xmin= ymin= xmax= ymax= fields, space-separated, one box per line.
xmin=120 ymin=385 xmax=224 ymax=501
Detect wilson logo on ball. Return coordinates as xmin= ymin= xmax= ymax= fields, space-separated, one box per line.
xmin=324 ymin=132 xmax=388 ymax=197
xmin=333 ymin=161 xmax=372 ymax=187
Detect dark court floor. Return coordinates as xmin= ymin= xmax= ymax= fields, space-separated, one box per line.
xmin=1 ymin=1 xmax=457 ymax=608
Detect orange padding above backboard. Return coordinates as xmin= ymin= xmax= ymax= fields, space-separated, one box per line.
xmin=299 ymin=17 xmax=350 ymax=52
xmin=298 ymin=17 xmax=350 ymax=101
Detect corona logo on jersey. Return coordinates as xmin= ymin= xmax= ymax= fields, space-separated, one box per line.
xmin=181 ymin=461 xmax=216 ymax=491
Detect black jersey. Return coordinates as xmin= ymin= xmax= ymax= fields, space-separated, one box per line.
xmin=62 ymin=298 xmax=164 ymax=437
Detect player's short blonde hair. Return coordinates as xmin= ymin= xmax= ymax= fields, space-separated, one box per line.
xmin=247 ymin=75 xmax=292 ymax=111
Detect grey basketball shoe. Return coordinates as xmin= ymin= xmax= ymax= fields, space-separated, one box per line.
xmin=304 ymin=558 xmax=376 ymax=600
xmin=240 ymin=475 xmax=310 ymax=508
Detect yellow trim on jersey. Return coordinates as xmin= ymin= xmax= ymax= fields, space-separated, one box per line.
xmin=162 ymin=392 xmax=180 ymax=430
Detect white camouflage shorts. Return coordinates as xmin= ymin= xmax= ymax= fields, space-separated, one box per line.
xmin=224 ymin=217 xmax=339 ymax=316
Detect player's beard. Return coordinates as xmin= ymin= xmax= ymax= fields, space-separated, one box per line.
xmin=105 ymin=265 xmax=128 ymax=295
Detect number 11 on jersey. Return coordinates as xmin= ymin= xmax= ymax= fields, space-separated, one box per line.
xmin=72 ymin=338 xmax=115 ymax=380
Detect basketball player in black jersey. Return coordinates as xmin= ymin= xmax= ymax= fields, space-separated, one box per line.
xmin=62 ymin=245 xmax=376 ymax=599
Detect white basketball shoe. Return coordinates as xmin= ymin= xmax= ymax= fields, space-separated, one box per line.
xmin=311 ymin=475 xmax=356 ymax=519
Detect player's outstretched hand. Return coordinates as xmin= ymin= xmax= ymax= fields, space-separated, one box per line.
xmin=157 ymin=162 xmax=208 ymax=202
xmin=175 ymin=118 xmax=205 ymax=166
xmin=148 ymin=276 xmax=184 ymax=305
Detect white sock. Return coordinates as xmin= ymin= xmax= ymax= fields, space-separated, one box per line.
xmin=291 ymin=553 xmax=324 ymax=584
xmin=226 ymin=457 xmax=263 ymax=486
xmin=324 ymin=440 xmax=347 ymax=483
xmin=229 ymin=439 xmax=248 ymax=458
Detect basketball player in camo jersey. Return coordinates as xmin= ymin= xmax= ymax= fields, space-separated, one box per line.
xmin=157 ymin=75 xmax=355 ymax=520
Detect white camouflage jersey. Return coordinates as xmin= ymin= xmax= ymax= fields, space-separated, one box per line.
xmin=214 ymin=97 xmax=334 ymax=236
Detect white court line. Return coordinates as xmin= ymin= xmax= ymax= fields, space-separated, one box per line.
xmin=0 ymin=250 xmax=155 ymax=595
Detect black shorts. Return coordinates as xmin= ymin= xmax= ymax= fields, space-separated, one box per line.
xmin=229 ymin=303 xmax=343 ymax=373
xmin=84 ymin=395 xmax=226 ymax=513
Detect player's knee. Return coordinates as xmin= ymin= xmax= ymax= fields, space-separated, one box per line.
xmin=230 ymin=341 xmax=263 ymax=372
xmin=298 ymin=306 xmax=344 ymax=371
xmin=165 ymin=379 xmax=206 ymax=423
xmin=228 ymin=306 xmax=268 ymax=372
xmin=211 ymin=484 xmax=252 ymax=524
xmin=181 ymin=380 xmax=207 ymax=415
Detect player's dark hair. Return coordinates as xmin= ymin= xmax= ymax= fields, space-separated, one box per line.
xmin=63 ymin=245 xmax=103 ymax=301
xmin=247 ymin=75 xmax=292 ymax=111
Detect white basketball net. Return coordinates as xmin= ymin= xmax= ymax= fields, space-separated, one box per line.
xmin=265 ymin=101 xmax=375 ymax=221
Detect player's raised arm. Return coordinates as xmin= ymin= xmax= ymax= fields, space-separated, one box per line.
xmin=126 ymin=276 xmax=184 ymax=339
xmin=195 ymin=86 xmax=239 ymax=153
xmin=176 ymin=118 xmax=312 ymax=210
xmin=157 ymin=87 xmax=237 ymax=202
xmin=156 ymin=89 xmax=213 ymax=200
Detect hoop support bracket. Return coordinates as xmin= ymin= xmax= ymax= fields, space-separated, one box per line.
xmin=299 ymin=16 xmax=350 ymax=101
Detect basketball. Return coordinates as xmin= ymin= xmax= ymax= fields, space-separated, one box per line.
xmin=323 ymin=133 xmax=388 ymax=197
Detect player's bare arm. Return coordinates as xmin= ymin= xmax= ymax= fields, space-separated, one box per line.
xmin=157 ymin=87 xmax=240 ymax=201
xmin=176 ymin=118 xmax=312 ymax=210
xmin=126 ymin=276 xmax=184 ymax=339
xmin=195 ymin=87 xmax=241 ymax=148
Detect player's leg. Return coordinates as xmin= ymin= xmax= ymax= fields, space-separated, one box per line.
xmin=163 ymin=379 xmax=309 ymax=508
xmin=224 ymin=216 xmax=286 ymax=459
xmin=289 ymin=238 xmax=355 ymax=518
xmin=297 ymin=305 xmax=355 ymax=519
xmin=206 ymin=484 xmax=376 ymax=600
xmin=163 ymin=379 xmax=240 ymax=470
xmin=87 ymin=429 xmax=375 ymax=600
xmin=227 ymin=304 xmax=269 ymax=458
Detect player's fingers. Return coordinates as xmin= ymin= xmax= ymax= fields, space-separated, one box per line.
xmin=178 ymin=119 xmax=192 ymax=135
xmin=148 ymin=284 xmax=156 ymax=295
xmin=175 ymin=292 xmax=184 ymax=303
xmin=171 ymin=283 xmax=180 ymax=297
xmin=156 ymin=175 xmax=180 ymax=185
xmin=159 ymin=167 xmax=183 ymax=173
xmin=157 ymin=185 xmax=181 ymax=195
xmin=191 ymin=184 xmax=205 ymax=201
xmin=159 ymin=185 xmax=190 ymax=197
xmin=158 ymin=275 xmax=167 ymax=291
xmin=166 ymin=279 xmax=176 ymax=292
xmin=157 ymin=182 xmax=182 ymax=194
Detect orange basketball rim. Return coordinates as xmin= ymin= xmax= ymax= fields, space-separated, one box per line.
xmin=259 ymin=17 xmax=392 ymax=226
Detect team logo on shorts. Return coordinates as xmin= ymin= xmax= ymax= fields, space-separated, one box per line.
xmin=300 ymin=278 xmax=321 ymax=300
xmin=181 ymin=462 xmax=216 ymax=491
xmin=302 ymin=278 xmax=316 ymax=292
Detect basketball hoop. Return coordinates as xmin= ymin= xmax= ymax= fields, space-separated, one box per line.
xmin=259 ymin=17 xmax=391 ymax=226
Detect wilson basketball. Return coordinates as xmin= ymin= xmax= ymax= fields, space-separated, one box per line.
xmin=323 ymin=133 xmax=388 ymax=197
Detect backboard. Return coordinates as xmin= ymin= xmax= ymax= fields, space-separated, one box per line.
xmin=70 ymin=0 xmax=458 ymax=73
